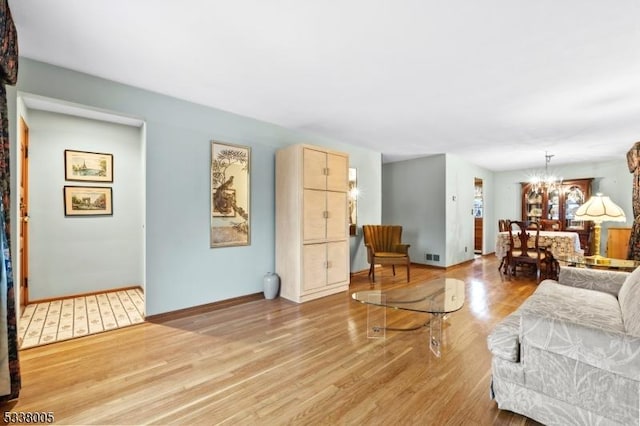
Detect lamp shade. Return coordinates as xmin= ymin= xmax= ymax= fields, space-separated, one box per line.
xmin=573 ymin=193 xmax=626 ymax=223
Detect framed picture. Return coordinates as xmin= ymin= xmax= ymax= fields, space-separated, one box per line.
xmin=65 ymin=150 xmax=113 ymax=182
xmin=64 ymin=186 xmax=113 ymax=216
xmin=211 ymin=141 xmax=250 ymax=247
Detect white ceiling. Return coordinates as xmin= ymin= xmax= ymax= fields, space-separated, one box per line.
xmin=9 ymin=0 xmax=640 ymax=171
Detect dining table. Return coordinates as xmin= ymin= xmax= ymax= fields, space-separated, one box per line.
xmin=495 ymin=230 xmax=583 ymax=260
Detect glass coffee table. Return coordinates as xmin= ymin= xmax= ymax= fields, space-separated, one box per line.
xmin=555 ymin=254 xmax=640 ymax=272
xmin=351 ymin=278 xmax=465 ymax=357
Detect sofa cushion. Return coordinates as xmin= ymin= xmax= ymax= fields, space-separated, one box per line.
xmin=618 ymin=266 xmax=640 ymax=336
xmin=519 ymin=280 xmax=624 ymax=333
xmin=488 ymin=314 xmax=521 ymax=362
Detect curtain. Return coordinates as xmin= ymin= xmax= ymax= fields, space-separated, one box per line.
xmin=627 ymin=142 xmax=640 ymax=261
xmin=0 ymin=0 xmax=18 ymax=401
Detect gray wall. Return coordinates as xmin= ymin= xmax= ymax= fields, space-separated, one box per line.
xmin=382 ymin=153 xmax=495 ymax=267
xmin=9 ymin=58 xmax=382 ymax=315
xmin=382 ymin=155 xmax=447 ymax=266
xmin=27 ymin=110 xmax=144 ymax=300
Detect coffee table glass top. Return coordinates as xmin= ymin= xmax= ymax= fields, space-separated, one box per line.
xmin=351 ymin=278 xmax=465 ymax=314
xmin=556 ymin=255 xmax=640 ymax=270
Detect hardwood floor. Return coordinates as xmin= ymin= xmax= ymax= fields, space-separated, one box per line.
xmin=2 ymin=256 xmax=542 ymax=425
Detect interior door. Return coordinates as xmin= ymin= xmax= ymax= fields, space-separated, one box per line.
xmin=19 ymin=117 xmax=29 ymax=308
xmin=474 ymin=178 xmax=483 ymax=254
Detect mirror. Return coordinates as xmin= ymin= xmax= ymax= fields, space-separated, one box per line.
xmin=349 ymin=168 xmax=358 ymax=236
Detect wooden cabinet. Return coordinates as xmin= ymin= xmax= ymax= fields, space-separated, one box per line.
xmin=607 ymin=227 xmax=632 ymax=259
xmin=521 ymin=179 xmax=593 ymax=254
xmin=276 ymin=144 xmax=350 ymax=303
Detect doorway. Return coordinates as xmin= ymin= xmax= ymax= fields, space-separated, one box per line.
xmin=474 ymin=178 xmax=483 ymax=255
xmin=15 ymin=94 xmax=146 ymax=347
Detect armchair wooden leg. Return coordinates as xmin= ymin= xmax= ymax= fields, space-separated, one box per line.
xmin=392 ymin=265 xmax=396 ymax=276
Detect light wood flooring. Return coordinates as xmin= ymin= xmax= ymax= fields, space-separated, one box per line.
xmin=2 ymin=256 xmax=541 ymax=425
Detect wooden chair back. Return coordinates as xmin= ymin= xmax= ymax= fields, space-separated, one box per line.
xmin=362 ymin=225 xmax=410 ymax=282
xmin=506 ymin=220 xmax=548 ymax=281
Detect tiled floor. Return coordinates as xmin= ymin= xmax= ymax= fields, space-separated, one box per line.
xmin=19 ymin=288 xmax=145 ymax=349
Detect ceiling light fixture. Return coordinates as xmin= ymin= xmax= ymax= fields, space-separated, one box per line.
xmin=530 ymin=151 xmax=562 ymax=193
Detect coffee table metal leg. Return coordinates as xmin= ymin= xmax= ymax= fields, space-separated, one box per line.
xmin=430 ymin=313 xmax=443 ymax=357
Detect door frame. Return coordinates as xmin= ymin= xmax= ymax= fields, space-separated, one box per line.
xmin=19 ymin=116 xmax=29 ymax=308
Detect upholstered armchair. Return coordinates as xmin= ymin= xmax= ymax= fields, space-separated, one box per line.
xmin=362 ymin=225 xmax=410 ymax=282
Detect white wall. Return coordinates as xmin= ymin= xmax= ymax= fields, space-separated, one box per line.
xmin=445 ymin=154 xmax=495 ymax=265
xmin=27 ymin=109 xmax=144 ymax=299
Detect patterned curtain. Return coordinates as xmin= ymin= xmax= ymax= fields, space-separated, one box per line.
xmin=627 ymin=142 xmax=640 ymax=261
xmin=0 ymin=0 xmax=19 ymax=401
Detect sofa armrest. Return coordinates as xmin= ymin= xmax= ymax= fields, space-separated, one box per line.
xmin=557 ymin=266 xmax=629 ymax=296
xmin=521 ymin=312 xmax=640 ymax=381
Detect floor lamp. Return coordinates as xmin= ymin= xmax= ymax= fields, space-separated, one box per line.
xmin=574 ymin=193 xmax=626 ymax=259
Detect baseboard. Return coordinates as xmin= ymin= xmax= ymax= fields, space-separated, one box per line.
xmin=146 ymin=292 xmax=264 ymax=323
xmin=26 ymin=285 xmax=143 ymax=305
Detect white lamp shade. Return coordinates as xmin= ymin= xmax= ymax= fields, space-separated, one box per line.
xmin=574 ymin=193 xmax=626 ymax=224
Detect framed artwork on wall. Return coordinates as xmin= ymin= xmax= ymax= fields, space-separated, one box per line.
xmin=65 ymin=149 xmax=114 ymax=182
xmin=64 ymin=186 xmax=113 ymax=216
xmin=210 ymin=140 xmax=250 ymax=247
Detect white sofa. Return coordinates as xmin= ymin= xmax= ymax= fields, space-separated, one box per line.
xmin=488 ymin=266 xmax=640 ymax=425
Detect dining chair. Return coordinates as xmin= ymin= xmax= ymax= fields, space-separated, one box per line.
xmin=505 ymin=220 xmax=548 ymax=281
xmin=497 ymin=219 xmax=511 ymax=271
xmin=362 ymin=225 xmax=411 ymax=283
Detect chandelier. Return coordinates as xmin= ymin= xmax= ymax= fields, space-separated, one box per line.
xmin=530 ymin=151 xmax=562 ymax=192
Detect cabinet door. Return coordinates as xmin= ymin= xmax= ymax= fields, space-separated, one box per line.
xmin=326 ymin=191 xmax=347 ymax=240
xmin=326 ymin=153 xmax=348 ymax=192
xmin=326 ymin=241 xmax=348 ymax=285
xmin=522 ymin=184 xmax=543 ymax=222
xmin=303 ymin=148 xmax=327 ymax=190
xmin=546 ymin=188 xmax=561 ymax=220
xmin=303 ymin=243 xmax=327 ymax=291
xmin=303 ymin=189 xmax=326 ymax=241
xmin=564 ymin=184 xmax=587 ymax=230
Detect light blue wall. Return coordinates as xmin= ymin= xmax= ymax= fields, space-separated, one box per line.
xmin=493 ymin=159 xmax=633 ymax=257
xmin=9 ymin=58 xmax=382 ymax=315
xmin=349 ymin=153 xmax=383 ymax=273
xmin=27 ymin=110 xmax=144 ymax=300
